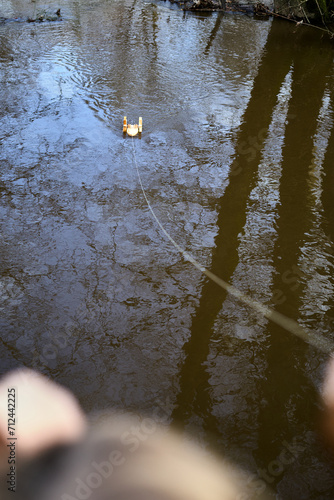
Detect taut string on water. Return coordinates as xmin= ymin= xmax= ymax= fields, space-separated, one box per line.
xmin=130 ymin=137 xmax=334 ymax=356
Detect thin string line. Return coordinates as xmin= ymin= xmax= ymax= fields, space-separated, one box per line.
xmin=131 ymin=137 xmax=334 ymax=356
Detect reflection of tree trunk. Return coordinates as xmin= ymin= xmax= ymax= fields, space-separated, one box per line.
xmin=204 ymin=12 xmax=224 ymax=55
xmin=255 ymin=30 xmax=332 ymax=473
xmin=319 ymin=89 xmax=334 ymax=403
xmin=172 ymin=20 xmax=294 ymax=439
xmin=322 ymin=106 xmax=334 ymax=243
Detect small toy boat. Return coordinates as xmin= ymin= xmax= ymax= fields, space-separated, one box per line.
xmin=123 ymin=116 xmax=142 ymax=136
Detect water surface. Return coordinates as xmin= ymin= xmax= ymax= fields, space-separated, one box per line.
xmin=1 ymin=1 xmax=334 ymax=497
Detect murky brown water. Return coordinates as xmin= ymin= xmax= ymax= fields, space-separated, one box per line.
xmin=1 ymin=0 xmax=334 ymax=497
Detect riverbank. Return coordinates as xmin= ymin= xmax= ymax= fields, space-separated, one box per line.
xmin=163 ymin=0 xmax=334 ymax=33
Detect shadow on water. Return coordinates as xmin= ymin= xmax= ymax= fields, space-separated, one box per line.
xmin=321 ymin=89 xmax=334 ymax=346
xmin=172 ymin=17 xmax=334 ymax=480
xmin=172 ymin=18 xmax=294 ymax=431
xmin=322 ymin=88 xmax=334 ymax=243
xmin=255 ymin=24 xmax=333 ymax=473
xmin=204 ymin=12 xmax=224 ymax=55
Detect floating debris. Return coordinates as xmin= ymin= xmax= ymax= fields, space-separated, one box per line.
xmin=28 ymin=8 xmax=62 ymax=23
xmin=164 ymin=0 xmax=224 ymax=10
xmin=0 ymin=9 xmax=62 ymax=23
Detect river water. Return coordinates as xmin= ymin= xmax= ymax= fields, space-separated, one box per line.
xmin=1 ymin=0 xmax=334 ymax=497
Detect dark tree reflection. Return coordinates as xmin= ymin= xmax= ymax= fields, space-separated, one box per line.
xmin=172 ymin=20 xmax=334 ymax=484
